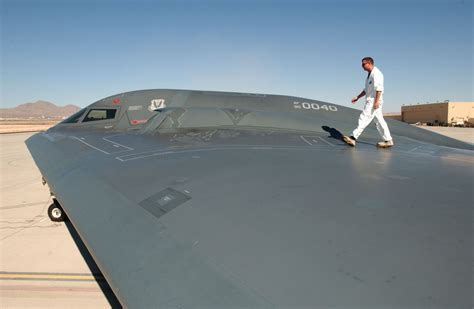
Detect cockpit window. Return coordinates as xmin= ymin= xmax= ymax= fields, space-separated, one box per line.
xmin=62 ymin=108 xmax=86 ymax=123
xmin=83 ymin=109 xmax=117 ymax=122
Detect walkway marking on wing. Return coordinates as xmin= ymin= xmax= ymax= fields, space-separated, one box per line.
xmin=71 ymin=135 xmax=134 ymax=155
xmin=317 ymin=136 xmax=335 ymax=146
xmin=71 ymin=137 xmax=111 ymax=155
xmin=117 ymin=144 xmax=269 ymax=160
xmin=300 ymin=136 xmax=314 ymax=146
xmin=300 ymin=135 xmax=335 ymax=146
xmin=112 ymin=141 xmax=472 ymax=164
xmin=0 ymin=271 xmax=105 ymax=282
xmin=102 ymin=135 xmax=134 ymax=151
xmin=116 ymin=145 xmax=340 ymax=162
xmin=408 ymin=145 xmax=422 ymax=152
xmin=117 ymin=147 xmax=259 ymax=162
xmin=407 ymin=145 xmax=436 ymax=154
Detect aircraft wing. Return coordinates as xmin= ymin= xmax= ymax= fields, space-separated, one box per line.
xmin=26 ymin=90 xmax=473 ymax=308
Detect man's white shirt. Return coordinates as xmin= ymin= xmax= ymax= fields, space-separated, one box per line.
xmin=364 ymin=66 xmax=384 ymax=104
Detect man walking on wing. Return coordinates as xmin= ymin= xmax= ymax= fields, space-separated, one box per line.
xmin=343 ymin=57 xmax=394 ymax=148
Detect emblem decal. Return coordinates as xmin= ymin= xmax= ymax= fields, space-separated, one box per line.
xmin=148 ymin=99 xmax=166 ymax=111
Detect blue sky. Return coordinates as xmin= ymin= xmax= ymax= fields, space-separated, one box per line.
xmin=1 ymin=0 xmax=472 ymax=112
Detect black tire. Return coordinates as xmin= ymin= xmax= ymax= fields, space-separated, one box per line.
xmin=48 ymin=200 xmax=68 ymax=222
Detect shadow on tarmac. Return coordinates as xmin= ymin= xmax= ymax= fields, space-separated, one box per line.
xmin=65 ymin=220 xmax=122 ymax=309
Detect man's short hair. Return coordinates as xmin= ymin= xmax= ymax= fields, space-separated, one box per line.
xmin=362 ymin=57 xmax=374 ymax=64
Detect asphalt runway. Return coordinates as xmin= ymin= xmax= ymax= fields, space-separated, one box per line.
xmin=0 ymin=128 xmax=472 ymax=308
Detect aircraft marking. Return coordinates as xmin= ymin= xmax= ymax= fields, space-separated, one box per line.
xmin=407 ymin=145 xmax=436 ymax=154
xmin=116 ymin=145 xmax=335 ymax=162
xmin=71 ymin=136 xmax=134 ymax=155
xmin=300 ymin=136 xmax=335 ymax=146
xmin=318 ymin=136 xmax=334 ymax=146
xmin=300 ymin=136 xmax=314 ymax=145
xmin=149 ymin=99 xmax=166 ymax=111
xmin=102 ymin=135 xmax=134 ymax=151
xmin=117 ymin=144 xmax=300 ymax=160
xmin=408 ymin=145 xmax=422 ymax=152
xmin=71 ymin=137 xmax=110 ymax=154
xmin=293 ymin=101 xmax=338 ymax=112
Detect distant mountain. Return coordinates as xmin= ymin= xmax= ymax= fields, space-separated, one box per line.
xmin=0 ymin=101 xmax=81 ymax=119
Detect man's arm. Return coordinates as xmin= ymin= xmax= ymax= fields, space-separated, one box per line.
xmin=351 ymin=90 xmax=366 ymax=104
xmin=373 ymin=91 xmax=382 ymax=109
xmin=373 ymin=69 xmax=384 ymax=109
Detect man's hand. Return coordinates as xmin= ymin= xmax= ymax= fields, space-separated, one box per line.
xmin=373 ymin=101 xmax=380 ymax=109
xmin=351 ymin=97 xmax=358 ymax=104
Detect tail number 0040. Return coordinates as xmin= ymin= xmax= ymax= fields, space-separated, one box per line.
xmin=293 ymin=102 xmax=338 ymax=112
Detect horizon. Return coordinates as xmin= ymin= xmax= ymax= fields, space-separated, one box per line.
xmin=2 ymin=93 xmax=473 ymax=115
xmin=1 ymin=0 xmax=472 ymax=113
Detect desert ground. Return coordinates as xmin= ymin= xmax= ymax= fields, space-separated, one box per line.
xmin=0 ymin=120 xmax=60 ymax=134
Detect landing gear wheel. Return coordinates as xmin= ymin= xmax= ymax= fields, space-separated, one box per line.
xmin=48 ymin=199 xmax=68 ymax=222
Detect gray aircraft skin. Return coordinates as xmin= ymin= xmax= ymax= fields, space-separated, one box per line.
xmin=26 ymin=89 xmax=473 ymax=308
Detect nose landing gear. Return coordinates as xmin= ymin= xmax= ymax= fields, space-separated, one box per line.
xmin=48 ymin=198 xmax=68 ymax=222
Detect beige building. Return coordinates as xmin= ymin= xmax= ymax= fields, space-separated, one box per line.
xmin=399 ymin=101 xmax=474 ymax=126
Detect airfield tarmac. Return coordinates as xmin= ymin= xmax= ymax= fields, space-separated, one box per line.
xmin=0 ymin=128 xmax=472 ymax=308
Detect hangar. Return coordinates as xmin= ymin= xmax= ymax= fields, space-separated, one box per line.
xmin=400 ymin=101 xmax=474 ymax=126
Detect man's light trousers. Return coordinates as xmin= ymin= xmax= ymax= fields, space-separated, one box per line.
xmin=352 ymin=100 xmax=392 ymax=141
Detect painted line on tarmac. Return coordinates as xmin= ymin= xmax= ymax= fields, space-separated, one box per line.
xmin=0 ymin=285 xmax=103 ymax=292
xmin=0 ymin=271 xmax=105 ymax=282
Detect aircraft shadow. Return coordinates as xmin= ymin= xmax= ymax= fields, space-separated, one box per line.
xmin=64 ymin=219 xmax=122 ymax=308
